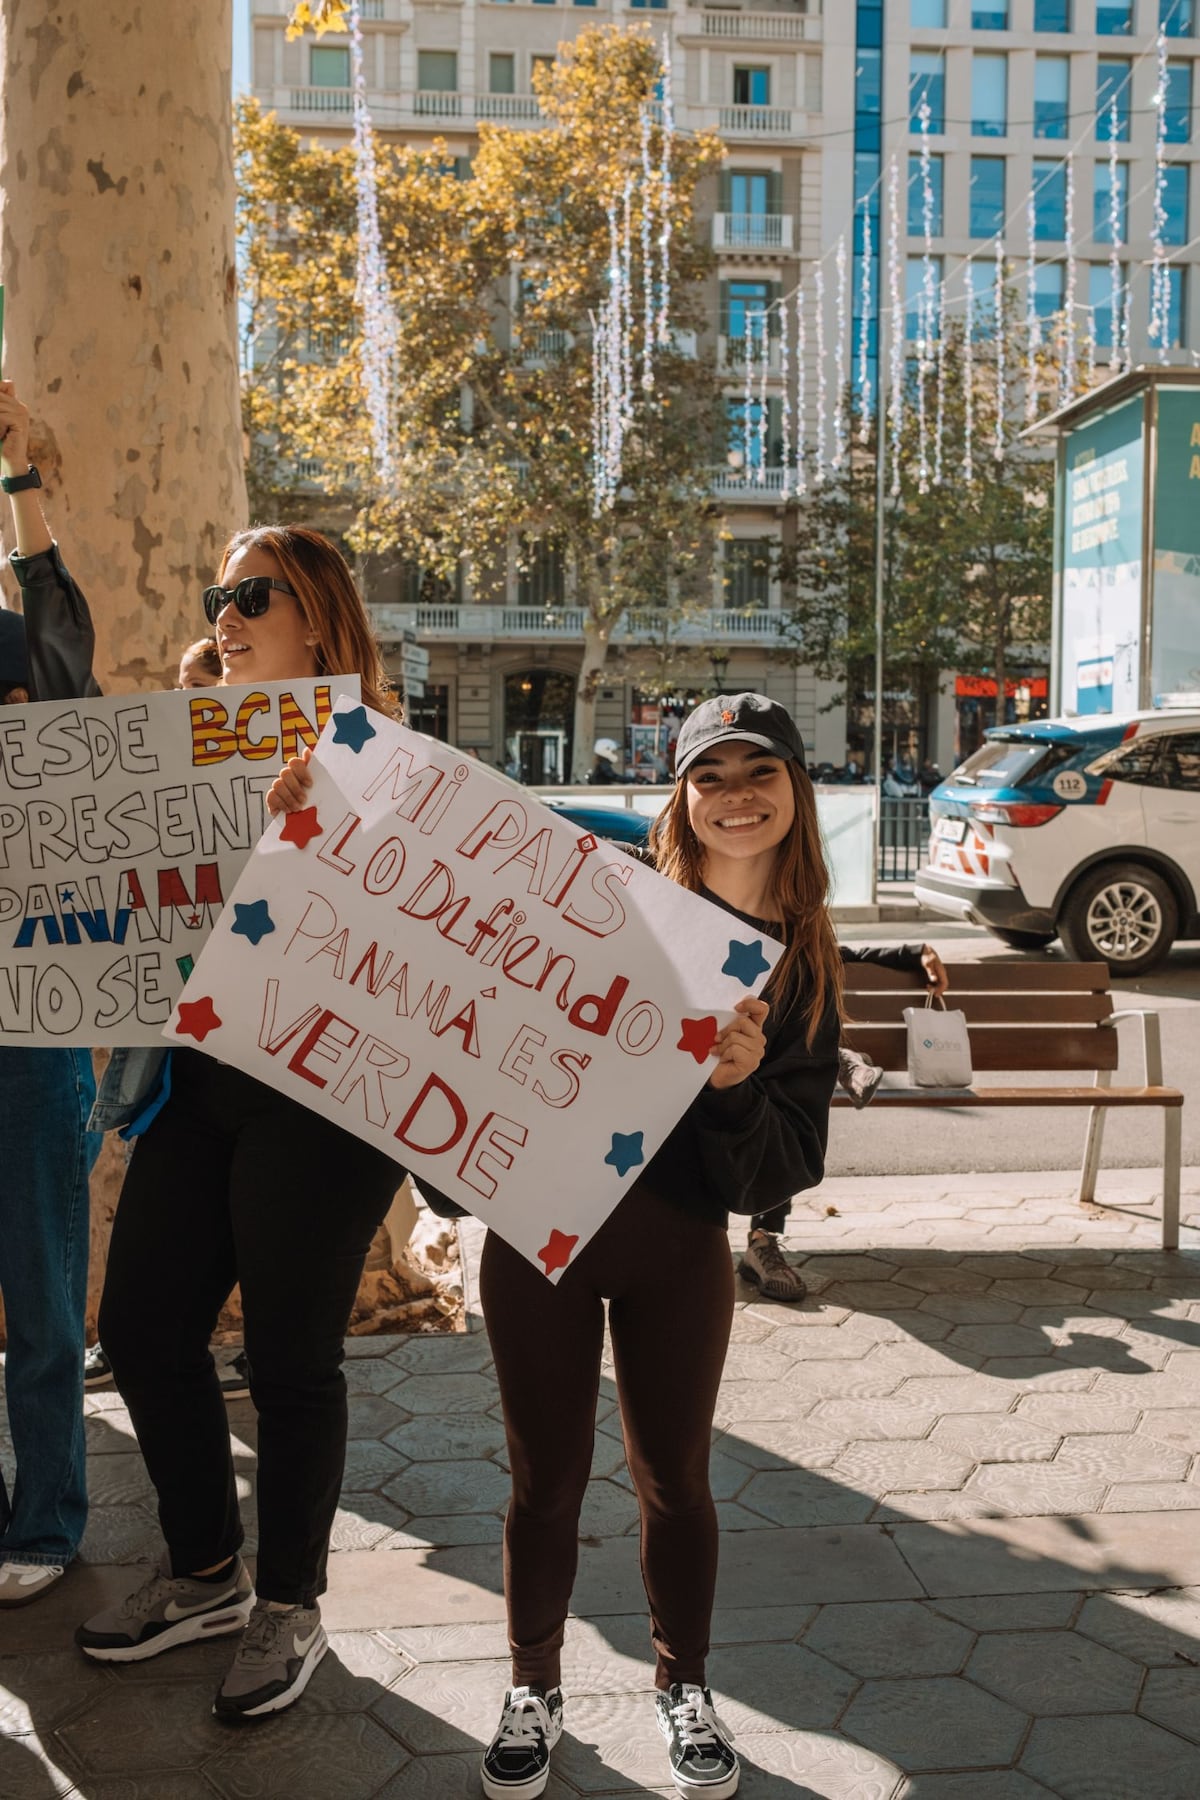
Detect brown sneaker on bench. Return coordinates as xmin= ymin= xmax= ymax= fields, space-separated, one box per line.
xmin=738 ymin=1231 xmax=806 ymax=1302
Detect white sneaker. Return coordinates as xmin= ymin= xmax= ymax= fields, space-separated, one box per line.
xmin=0 ymin=1560 xmax=65 ymax=1607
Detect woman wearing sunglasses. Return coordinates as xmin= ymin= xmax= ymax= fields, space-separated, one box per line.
xmin=78 ymin=526 xmax=402 ymax=1723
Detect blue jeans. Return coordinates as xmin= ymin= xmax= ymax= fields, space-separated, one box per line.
xmin=0 ymin=1049 xmax=100 ymax=1565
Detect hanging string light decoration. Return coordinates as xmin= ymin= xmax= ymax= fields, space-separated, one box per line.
xmin=916 ymin=98 xmax=935 ymax=494
xmin=1085 ymin=306 xmax=1097 ymax=388
xmin=963 ymin=256 xmax=975 ymax=486
xmin=655 ymin=36 xmax=675 ymax=349
xmin=886 ymin=155 xmax=903 ymax=498
xmin=993 ymin=234 xmax=1005 ymax=461
xmin=833 ymin=234 xmax=848 ymax=470
xmin=1150 ymin=28 xmax=1169 ymax=364
xmin=813 ymin=260 xmax=827 ymax=486
xmin=1025 ymin=181 xmax=1040 ymax=425
xmin=756 ymin=309 xmax=769 ymax=483
xmin=858 ymin=195 xmax=873 ymax=443
xmin=349 ymin=0 xmax=400 ymax=486
xmin=742 ymin=312 xmax=755 ymax=481
xmin=1060 ymin=156 xmax=1077 ymax=404
xmin=590 ymin=203 xmax=627 ymax=515
xmin=640 ymin=109 xmax=655 ymax=393
xmin=934 ymin=272 xmax=947 ymax=485
xmin=795 ymin=280 xmax=807 ymax=496
xmin=1108 ymin=98 xmax=1124 ymax=372
xmin=620 ymin=180 xmax=635 ymax=430
xmin=780 ymin=289 xmax=793 ymax=501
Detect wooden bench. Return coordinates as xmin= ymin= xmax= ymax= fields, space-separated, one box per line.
xmin=835 ymin=962 xmax=1185 ymax=1249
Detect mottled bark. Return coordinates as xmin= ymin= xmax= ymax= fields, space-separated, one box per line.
xmin=0 ymin=4 xmax=247 ymax=1341
xmin=572 ymin=619 xmax=611 ymax=782
xmin=0 ymin=1 xmax=247 ymax=685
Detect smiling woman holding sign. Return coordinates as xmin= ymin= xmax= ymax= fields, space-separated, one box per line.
xmin=75 ymin=527 xmax=405 ymax=1721
xmin=469 ymin=694 xmax=842 ymax=1800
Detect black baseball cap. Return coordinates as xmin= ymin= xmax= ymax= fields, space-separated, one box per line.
xmin=674 ymin=692 xmax=806 ymax=779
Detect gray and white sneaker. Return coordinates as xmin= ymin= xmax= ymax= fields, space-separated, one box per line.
xmin=213 ymin=1598 xmax=327 ymax=1721
xmin=480 ymin=1685 xmax=564 ymax=1798
xmin=0 ymin=1561 xmax=65 ymax=1608
xmin=76 ymin=1554 xmax=253 ymax=1662
xmin=655 ymin=1684 xmax=739 ymax=1798
xmin=737 ymin=1232 xmax=806 ymax=1303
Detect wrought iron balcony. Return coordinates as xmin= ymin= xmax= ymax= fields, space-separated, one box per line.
xmin=712 ymin=212 xmax=795 ymax=252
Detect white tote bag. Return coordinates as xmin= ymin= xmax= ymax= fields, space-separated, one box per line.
xmin=904 ymin=993 xmax=973 ymax=1088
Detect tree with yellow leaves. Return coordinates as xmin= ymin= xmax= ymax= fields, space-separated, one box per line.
xmin=241 ymin=21 xmax=724 ymax=775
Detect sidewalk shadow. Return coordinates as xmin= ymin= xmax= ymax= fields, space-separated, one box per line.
xmin=6 ymin=1257 xmax=1200 ymax=1796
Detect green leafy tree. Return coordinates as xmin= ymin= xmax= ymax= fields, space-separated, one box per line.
xmin=243 ymin=22 xmax=725 ymax=774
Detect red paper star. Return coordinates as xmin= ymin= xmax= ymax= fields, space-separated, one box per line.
xmin=279 ymin=805 xmax=322 ymax=849
xmin=537 ymin=1229 xmax=579 ymax=1277
xmin=677 ymin=1015 xmax=719 ymax=1064
xmin=175 ymin=996 xmax=223 ymax=1043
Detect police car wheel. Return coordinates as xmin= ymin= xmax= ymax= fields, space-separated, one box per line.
xmin=1060 ymin=862 xmax=1178 ymax=977
xmin=987 ymin=929 xmax=1056 ymax=951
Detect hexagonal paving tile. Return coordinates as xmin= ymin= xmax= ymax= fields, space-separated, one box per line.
xmin=385 ymin=1416 xmax=507 ymax=1464
xmin=713 ymin=1420 xmax=844 ymax=1472
xmin=731 ymin=1730 xmax=902 ymax=1797
xmin=384 ymin=1373 xmax=498 ymax=1416
xmin=902 ymin=1774 xmax=1060 ymax=1799
xmin=383 ymin=1458 xmax=510 ymax=1517
xmin=739 ymin=1469 xmax=876 ymax=1527
xmin=1138 ymin=1666 xmax=1200 ymax=1744
xmin=57 ymin=1680 xmax=230 ymax=1777
xmin=1021 ymin=1712 xmax=1200 ymax=1798
xmin=1012 ymin=1394 xmax=1141 ymax=1434
xmin=394 ymin=1330 xmax=494 ymax=1373
xmin=382 ymin=1514 xmax=505 ymax=1549
xmin=340 ymin=1439 xmax=410 ymax=1492
xmin=966 ymin=1628 xmax=1142 ymax=1715
xmin=0 ymin=1651 xmax=112 ymax=1737
xmin=946 ymin=1324 xmax=1057 ymax=1360
xmin=928 ymin=1412 xmax=1061 ymax=1464
xmin=928 ymin=1593 xmax=1080 ymax=1633
xmin=808 ymin=1398 xmax=938 ymax=1443
xmin=957 ymin=1464 xmax=1106 ymax=1516
xmin=842 ymin=1675 xmax=1027 ymax=1772
xmin=370 ymin=1657 xmax=504 ymax=1755
xmin=207 ymin=1711 xmax=410 ymax=1798
xmin=707 ymin=1641 xmax=858 ymax=1734
xmin=834 ymin=1440 xmax=973 ymax=1495
xmin=802 ymin=1602 xmax=973 ymax=1680
xmin=1053 ymin=1432 xmax=1190 ymax=1484
xmin=1076 ymin=1589 xmax=1200 ymax=1666
xmin=1138 ymin=1407 xmax=1200 ymax=1447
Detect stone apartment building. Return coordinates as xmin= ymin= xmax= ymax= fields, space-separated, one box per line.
xmin=248 ymin=0 xmax=1200 ymax=780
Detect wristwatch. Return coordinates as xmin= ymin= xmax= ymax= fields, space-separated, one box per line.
xmin=1 ymin=465 xmax=42 ymax=494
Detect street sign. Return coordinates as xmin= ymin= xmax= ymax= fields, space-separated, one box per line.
xmin=400 ymin=645 xmax=430 ymax=680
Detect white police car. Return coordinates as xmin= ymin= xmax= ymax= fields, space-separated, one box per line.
xmin=915 ymin=710 xmax=1200 ymax=975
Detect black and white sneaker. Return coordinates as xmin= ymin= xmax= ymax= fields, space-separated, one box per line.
xmin=219 ymin=1350 xmax=250 ymax=1402
xmin=83 ymin=1344 xmax=113 ymax=1388
xmin=655 ymin=1684 xmax=739 ymax=1798
xmin=480 ymin=1685 xmax=564 ymax=1798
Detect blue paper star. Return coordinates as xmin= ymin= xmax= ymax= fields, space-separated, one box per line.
xmin=332 ymin=705 xmax=377 ymax=753
xmin=604 ymin=1130 xmax=645 ymax=1178
xmin=722 ymin=937 xmax=771 ymax=987
xmin=230 ymin=899 xmax=276 ymax=947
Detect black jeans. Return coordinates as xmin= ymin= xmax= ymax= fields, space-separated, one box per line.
xmin=99 ymin=1049 xmax=401 ymax=1605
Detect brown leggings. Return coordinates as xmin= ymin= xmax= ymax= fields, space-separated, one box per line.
xmin=480 ymin=1184 xmax=735 ymax=1692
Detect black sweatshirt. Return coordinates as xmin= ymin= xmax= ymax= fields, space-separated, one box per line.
xmin=641 ymin=890 xmax=839 ymax=1225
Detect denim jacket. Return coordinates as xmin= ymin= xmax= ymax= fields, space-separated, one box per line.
xmin=89 ymin=1047 xmax=171 ymax=1137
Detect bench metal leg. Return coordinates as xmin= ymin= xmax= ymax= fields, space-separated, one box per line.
xmin=1163 ymin=1108 xmax=1182 ymax=1252
xmin=1079 ymin=1069 xmax=1112 ymax=1204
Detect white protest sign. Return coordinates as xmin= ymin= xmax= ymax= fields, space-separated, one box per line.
xmin=0 ymin=677 xmax=359 ymax=1045
xmin=166 ymin=699 xmax=781 ymax=1280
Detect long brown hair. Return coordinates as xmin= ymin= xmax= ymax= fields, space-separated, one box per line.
xmin=220 ymin=526 xmax=398 ymax=717
xmin=649 ymin=760 xmax=843 ymax=1046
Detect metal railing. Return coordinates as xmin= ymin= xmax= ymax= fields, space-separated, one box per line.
xmin=712 ymin=212 xmax=795 ymax=251
xmin=877 ymin=796 xmax=931 ymax=883
xmin=475 ymin=93 xmax=542 ymax=122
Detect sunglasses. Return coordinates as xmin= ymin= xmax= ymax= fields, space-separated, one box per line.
xmin=202 ymin=576 xmax=297 ymax=626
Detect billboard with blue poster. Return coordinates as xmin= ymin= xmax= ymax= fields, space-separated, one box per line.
xmin=1057 ymin=393 xmax=1143 ymax=718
